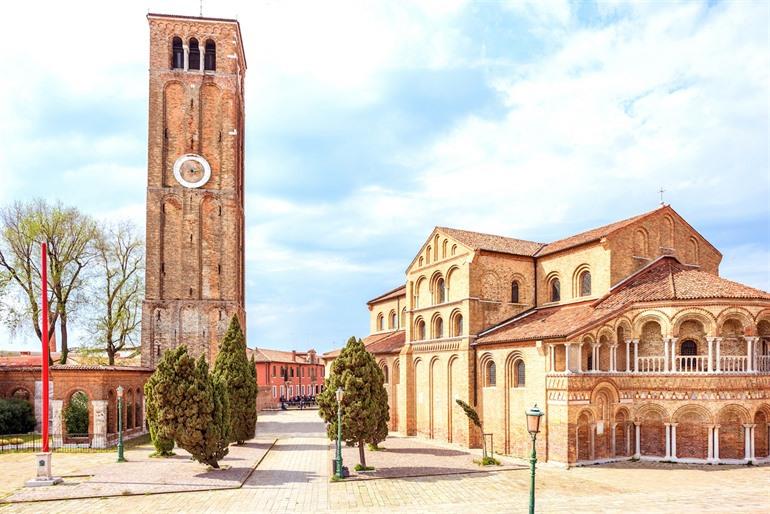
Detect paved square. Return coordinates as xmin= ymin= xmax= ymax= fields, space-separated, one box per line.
xmin=1 ymin=409 xmax=768 ymax=513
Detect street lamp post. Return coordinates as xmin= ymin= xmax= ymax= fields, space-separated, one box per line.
xmin=116 ymin=386 xmax=126 ymax=462
xmin=335 ymin=386 xmax=344 ymax=479
xmin=525 ymin=404 xmax=544 ymax=514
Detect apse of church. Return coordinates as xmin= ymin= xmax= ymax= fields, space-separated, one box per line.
xmin=141 ymin=14 xmax=247 ymax=368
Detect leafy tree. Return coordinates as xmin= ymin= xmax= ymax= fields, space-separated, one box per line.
xmin=212 ymin=316 xmax=257 ymax=445
xmin=90 ymin=222 xmax=143 ymax=365
xmin=456 ymin=399 xmax=489 ymax=458
xmin=317 ymin=336 xmax=388 ymax=468
xmin=0 ymin=398 xmax=36 ymax=435
xmin=148 ymin=346 xmax=230 ymax=468
xmin=144 ymin=358 xmax=175 ymax=456
xmin=0 ymin=199 xmax=98 ymax=364
xmin=63 ymin=391 xmax=89 ymax=435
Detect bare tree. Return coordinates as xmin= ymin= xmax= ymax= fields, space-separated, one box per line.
xmin=0 ymin=200 xmax=98 ymax=364
xmin=90 ymin=222 xmax=144 ymax=365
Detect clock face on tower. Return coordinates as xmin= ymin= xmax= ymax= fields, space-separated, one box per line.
xmin=172 ymin=154 xmax=211 ymax=188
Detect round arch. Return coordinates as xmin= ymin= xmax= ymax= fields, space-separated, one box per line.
xmin=632 ymin=311 xmax=671 ymax=339
xmin=671 ymin=309 xmax=716 ymax=338
xmin=672 ymin=404 xmax=714 ymax=424
xmin=634 ymin=403 xmax=670 ymax=423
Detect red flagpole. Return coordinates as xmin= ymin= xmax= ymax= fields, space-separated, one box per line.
xmin=41 ymin=242 xmax=49 ymax=453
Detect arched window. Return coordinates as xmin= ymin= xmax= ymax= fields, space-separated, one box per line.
xmin=453 ymin=313 xmax=463 ymax=337
xmin=64 ymin=391 xmax=89 ymax=435
xmin=418 ymin=256 xmax=424 ymax=267
xmin=377 ymin=313 xmax=384 ymax=331
xmin=204 ymin=39 xmax=216 ymax=70
xmin=451 ymin=244 xmax=457 ymax=256
xmin=442 ymin=240 xmax=448 ymax=258
xmin=401 ymin=307 xmax=406 ymax=327
xmin=436 ymin=278 xmax=445 ymax=304
xmin=389 ymin=311 xmax=397 ymax=329
xmin=434 ymin=317 xmax=444 ymax=339
xmin=550 ymin=278 xmax=561 ymax=302
xmin=171 ymin=37 xmax=184 ymax=69
xmin=579 ymin=271 xmax=591 ymax=297
xmin=188 ymin=38 xmax=200 ymax=70
xmin=290 ymin=367 xmax=295 ymax=377
xmin=485 ymin=360 xmax=496 ymax=387
xmin=680 ymin=340 xmax=697 ymax=356
xmin=511 ymin=281 xmax=520 ymax=303
xmin=12 ymin=388 xmax=30 ymax=401
xmin=426 ymin=246 xmax=431 ymax=264
xmin=515 ymin=360 xmax=526 ymax=387
xmin=415 ymin=319 xmax=426 ymax=340
xmin=382 ymin=365 xmax=389 ymax=384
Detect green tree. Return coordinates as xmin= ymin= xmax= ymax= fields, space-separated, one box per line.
xmin=0 ymin=398 xmax=36 ymax=435
xmin=144 ymin=356 xmax=175 ymax=456
xmin=147 ymin=345 xmax=230 ymax=468
xmin=0 ymin=199 xmax=99 ymax=364
xmin=317 ymin=336 xmax=388 ymax=468
xmin=212 ymin=315 xmax=257 ymax=444
xmin=89 ymin=222 xmax=143 ymax=365
xmin=63 ymin=391 xmax=89 ymax=435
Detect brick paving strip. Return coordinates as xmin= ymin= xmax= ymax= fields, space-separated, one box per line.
xmin=1 ymin=437 xmax=276 ymax=503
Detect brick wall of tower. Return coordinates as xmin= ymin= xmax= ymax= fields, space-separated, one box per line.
xmin=141 ymin=15 xmax=246 ymax=368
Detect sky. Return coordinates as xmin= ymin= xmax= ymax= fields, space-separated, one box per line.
xmin=0 ymin=0 xmax=768 ymax=354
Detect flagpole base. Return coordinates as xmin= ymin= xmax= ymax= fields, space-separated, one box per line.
xmin=25 ymin=452 xmax=62 ymax=487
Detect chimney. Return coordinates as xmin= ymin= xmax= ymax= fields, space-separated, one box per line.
xmin=292 ymin=350 xmax=297 ymax=362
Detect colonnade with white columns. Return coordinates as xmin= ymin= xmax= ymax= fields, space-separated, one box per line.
xmin=549 ymin=336 xmax=766 ymax=375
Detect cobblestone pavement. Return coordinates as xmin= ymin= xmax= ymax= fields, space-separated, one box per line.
xmin=2 ymin=410 xmax=769 ymax=513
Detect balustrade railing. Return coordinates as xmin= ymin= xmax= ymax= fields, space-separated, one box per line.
xmin=674 ymin=355 xmax=708 ymax=373
xmin=759 ymin=355 xmax=770 ymax=372
xmin=636 ymin=356 xmax=665 ymax=373
xmin=719 ymin=355 xmax=747 ymax=373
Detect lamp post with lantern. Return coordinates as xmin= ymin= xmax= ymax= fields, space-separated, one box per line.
xmin=526 ymin=404 xmax=544 ymax=514
xmin=116 ymin=386 xmax=126 ymax=463
xmin=335 ymin=387 xmax=344 ymax=479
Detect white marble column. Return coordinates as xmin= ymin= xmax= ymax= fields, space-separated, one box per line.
xmin=664 ymin=337 xmax=670 ymax=372
xmin=670 ymin=423 xmax=678 ymax=461
xmin=633 ymin=339 xmax=639 ymax=373
xmin=744 ymin=424 xmax=753 ymax=461
xmin=183 ymin=44 xmax=189 ymax=71
xmin=92 ymin=400 xmax=108 ymax=449
xmin=707 ymin=337 xmax=714 ymax=373
xmin=51 ymin=399 xmax=64 ymax=448
xmin=715 ymin=337 xmax=722 ymax=372
xmin=634 ymin=422 xmax=641 ymax=459
xmin=625 ymin=339 xmax=631 ymax=372
xmin=577 ymin=343 xmax=583 ymax=373
xmin=670 ymin=337 xmax=677 ymax=373
xmin=590 ymin=424 xmax=596 ymax=461
xmin=610 ymin=345 xmax=616 ymax=372
xmin=707 ymin=425 xmax=714 ymax=463
xmin=626 ymin=422 xmax=632 ymax=456
xmin=747 ymin=337 xmax=755 ymax=372
xmin=199 ymin=47 xmax=205 ymax=72
xmin=664 ymin=423 xmax=671 ymax=459
xmin=565 ymin=343 xmax=572 ymax=373
xmin=549 ymin=344 xmax=556 ymax=372
xmin=713 ymin=425 xmax=720 ymax=462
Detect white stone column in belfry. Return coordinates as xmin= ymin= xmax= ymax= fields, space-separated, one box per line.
xmin=183 ymin=44 xmax=189 ymax=71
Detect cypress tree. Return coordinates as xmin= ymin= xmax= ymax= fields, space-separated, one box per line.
xmin=213 ymin=315 xmax=257 ymax=444
xmin=317 ymin=336 xmax=389 ymax=468
xmin=149 ymin=345 xmax=231 ymax=468
xmin=144 ymin=357 xmax=175 ymax=456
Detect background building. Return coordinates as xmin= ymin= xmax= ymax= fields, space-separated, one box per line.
xmin=249 ymin=348 xmax=325 ymax=410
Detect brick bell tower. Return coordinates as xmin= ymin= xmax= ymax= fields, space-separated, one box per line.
xmin=141 ymin=13 xmax=246 ymax=368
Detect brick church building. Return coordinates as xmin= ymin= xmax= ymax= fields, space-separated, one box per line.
xmin=327 ymin=205 xmax=770 ymax=466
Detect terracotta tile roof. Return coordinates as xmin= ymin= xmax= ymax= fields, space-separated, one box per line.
xmin=322 ymin=330 xmax=406 ymax=359
xmin=437 ymin=227 xmax=544 ymax=257
xmin=364 ymin=330 xmax=405 ymax=355
xmin=247 ymin=348 xmax=315 ymax=364
xmin=477 ymin=302 xmax=601 ymax=343
xmin=367 ymin=285 xmax=406 ymax=305
xmin=535 ymin=207 xmax=662 ymax=257
xmin=596 ymin=256 xmax=770 ymax=309
xmin=477 ymin=256 xmax=770 ymax=344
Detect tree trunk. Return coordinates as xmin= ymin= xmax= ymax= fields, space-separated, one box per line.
xmin=358 ymin=439 xmax=366 ymax=468
xmin=107 ymin=347 xmax=115 ymax=365
xmin=207 ymin=459 xmax=220 ymax=469
xmin=59 ymin=309 xmax=69 ymax=364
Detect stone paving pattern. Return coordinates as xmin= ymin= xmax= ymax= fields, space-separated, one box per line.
xmin=1 ymin=410 xmax=768 ymax=513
